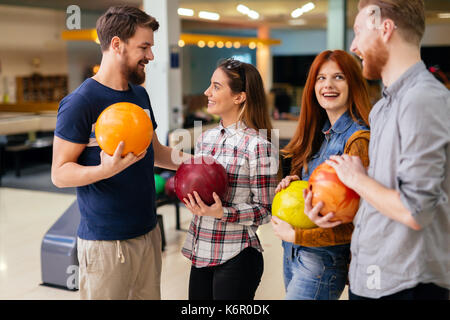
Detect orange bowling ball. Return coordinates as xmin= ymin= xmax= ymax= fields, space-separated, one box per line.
xmin=308 ymin=162 xmax=360 ymax=223
xmin=95 ymin=102 xmax=153 ymax=157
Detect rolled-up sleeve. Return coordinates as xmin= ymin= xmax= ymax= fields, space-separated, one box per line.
xmin=396 ymin=91 xmax=450 ymax=228
xmin=222 ymin=139 xmax=279 ymax=226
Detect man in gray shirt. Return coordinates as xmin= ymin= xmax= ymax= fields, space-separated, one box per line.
xmin=326 ymin=0 xmax=449 ymax=299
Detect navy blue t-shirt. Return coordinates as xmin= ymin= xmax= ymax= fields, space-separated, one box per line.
xmin=55 ymin=78 xmax=158 ymax=240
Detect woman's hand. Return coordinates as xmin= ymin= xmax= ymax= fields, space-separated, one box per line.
xmin=271 ymin=216 xmax=295 ymax=243
xmin=275 ymin=175 xmax=300 ymax=193
xmin=183 ymin=191 xmax=224 ymax=219
xmin=303 ymin=187 xmax=342 ymax=228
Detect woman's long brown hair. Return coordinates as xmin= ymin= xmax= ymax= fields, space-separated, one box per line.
xmin=218 ymin=59 xmax=273 ymax=141
xmin=282 ymin=50 xmax=371 ymax=176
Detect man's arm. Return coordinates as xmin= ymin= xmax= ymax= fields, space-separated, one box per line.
xmin=326 ymin=155 xmax=421 ymax=230
xmin=51 ymin=136 xmax=145 ymax=188
xmin=328 ymin=88 xmax=449 ymax=231
xmin=152 ymin=132 xmax=192 ymax=170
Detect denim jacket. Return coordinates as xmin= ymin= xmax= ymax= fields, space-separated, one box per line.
xmin=301 ymin=111 xmax=369 ymax=181
xmin=283 ymin=111 xmax=369 ymax=254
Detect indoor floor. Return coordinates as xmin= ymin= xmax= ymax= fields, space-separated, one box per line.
xmin=0 ymin=186 xmax=349 ymax=300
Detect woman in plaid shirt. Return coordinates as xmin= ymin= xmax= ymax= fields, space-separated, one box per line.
xmin=181 ymin=58 xmax=280 ymax=300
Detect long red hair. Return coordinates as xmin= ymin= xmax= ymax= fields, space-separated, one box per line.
xmin=282 ymin=50 xmax=371 ymax=175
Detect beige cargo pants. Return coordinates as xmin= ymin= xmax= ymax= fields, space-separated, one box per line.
xmin=77 ymin=225 xmax=162 ymax=300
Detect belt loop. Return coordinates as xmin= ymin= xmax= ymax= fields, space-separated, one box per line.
xmin=116 ymin=240 xmax=125 ymax=263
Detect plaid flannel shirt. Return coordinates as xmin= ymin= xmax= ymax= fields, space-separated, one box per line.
xmin=182 ymin=121 xmax=279 ymax=267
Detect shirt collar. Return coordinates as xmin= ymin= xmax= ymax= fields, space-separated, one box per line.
xmin=218 ymin=120 xmax=248 ymax=137
xmin=382 ymin=61 xmax=426 ymax=99
xmin=322 ymin=110 xmax=353 ymax=134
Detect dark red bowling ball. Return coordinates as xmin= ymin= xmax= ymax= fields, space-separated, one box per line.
xmin=175 ymin=156 xmax=229 ymax=206
xmin=164 ymin=176 xmax=176 ymax=198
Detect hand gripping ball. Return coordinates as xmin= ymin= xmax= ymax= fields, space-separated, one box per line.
xmin=95 ymin=102 xmax=153 ymax=157
xmin=174 ymin=156 xmax=229 ymax=206
xmin=272 ymin=180 xmax=317 ymax=229
xmin=308 ymin=163 xmax=360 ymax=223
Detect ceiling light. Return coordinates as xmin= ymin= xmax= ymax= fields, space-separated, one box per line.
xmin=438 ymin=13 xmax=450 ymax=18
xmin=291 ymin=8 xmax=304 ymax=18
xmin=291 ymin=2 xmax=315 ymax=18
xmin=177 ymin=8 xmax=194 ymax=17
xmin=248 ymin=10 xmax=260 ymax=20
xmin=198 ymin=11 xmax=220 ymax=21
xmin=237 ymin=4 xmax=259 ymax=20
xmin=236 ymin=4 xmax=250 ymax=15
xmin=302 ymin=2 xmax=315 ymax=13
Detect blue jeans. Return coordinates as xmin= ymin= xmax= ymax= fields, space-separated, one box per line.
xmin=282 ymin=241 xmax=350 ymax=300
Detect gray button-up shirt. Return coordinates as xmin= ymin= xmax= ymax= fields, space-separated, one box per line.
xmin=349 ymin=61 xmax=450 ymax=298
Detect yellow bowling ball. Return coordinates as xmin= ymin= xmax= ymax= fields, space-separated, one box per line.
xmin=272 ymin=180 xmax=317 ymax=229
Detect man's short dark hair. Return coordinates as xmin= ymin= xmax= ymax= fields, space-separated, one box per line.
xmin=96 ymin=5 xmax=159 ymax=52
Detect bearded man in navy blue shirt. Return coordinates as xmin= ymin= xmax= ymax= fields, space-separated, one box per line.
xmin=52 ymin=6 xmax=190 ymax=300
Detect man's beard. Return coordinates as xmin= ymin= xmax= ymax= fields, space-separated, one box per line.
xmin=361 ymin=37 xmax=389 ymax=80
xmin=121 ymin=62 xmax=146 ymax=85
xmin=120 ymin=50 xmax=146 ymax=85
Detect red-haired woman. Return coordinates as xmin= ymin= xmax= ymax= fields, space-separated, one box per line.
xmin=271 ymin=50 xmax=372 ymax=300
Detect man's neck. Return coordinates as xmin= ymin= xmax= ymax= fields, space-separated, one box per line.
xmin=381 ymin=43 xmax=421 ymax=88
xmin=92 ymin=57 xmax=129 ymax=91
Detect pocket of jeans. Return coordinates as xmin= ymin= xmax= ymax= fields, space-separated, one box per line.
xmin=327 ymin=246 xmax=350 ymax=269
xmin=295 ymin=248 xmax=325 ymax=280
xmin=328 ymin=274 xmax=338 ymax=299
xmin=329 ymin=272 xmax=348 ymax=300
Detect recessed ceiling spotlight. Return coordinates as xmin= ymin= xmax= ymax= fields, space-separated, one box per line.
xmin=248 ymin=10 xmax=260 ymax=20
xmin=237 ymin=4 xmax=260 ymax=20
xmin=291 ymin=2 xmax=315 ymax=18
xmin=198 ymin=11 xmax=220 ymax=21
xmin=236 ymin=4 xmax=250 ymax=15
xmin=177 ymin=8 xmax=194 ymax=17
